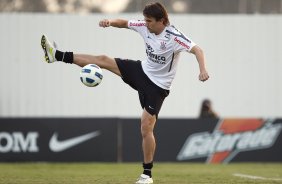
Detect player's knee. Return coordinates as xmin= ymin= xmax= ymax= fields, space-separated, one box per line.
xmin=97 ymin=55 xmax=110 ymax=62
xmin=97 ymin=55 xmax=115 ymax=68
xmin=141 ymin=127 xmax=152 ymax=138
xmin=140 ymin=110 xmax=156 ymax=137
xmin=141 ymin=120 xmax=155 ymax=138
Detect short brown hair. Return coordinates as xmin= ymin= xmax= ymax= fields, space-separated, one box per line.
xmin=143 ymin=2 xmax=170 ymax=26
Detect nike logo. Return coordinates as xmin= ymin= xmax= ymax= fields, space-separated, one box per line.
xmin=49 ymin=131 xmax=101 ymax=152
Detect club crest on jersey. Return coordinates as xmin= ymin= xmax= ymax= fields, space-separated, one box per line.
xmin=160 ymin=42 xmax=166 ymax=50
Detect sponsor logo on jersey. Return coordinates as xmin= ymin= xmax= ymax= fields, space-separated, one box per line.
xmin=146 ymin=43 xmax=166 ymax=64
xmin=146 ymin=43 xmax=154 ymax=52
xmin=174 ymin=37 xmax=190 ymax=50
xmin=177 ymin=119 xmax=282 ymax=163
xmin=129 ymin=22 xmax=146 ymax=27
xmin=146 ymin=50 xmax=166 ymax=64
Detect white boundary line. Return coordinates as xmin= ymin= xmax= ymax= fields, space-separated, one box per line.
xmin=233 ymin=173 xmax=282 ymax=181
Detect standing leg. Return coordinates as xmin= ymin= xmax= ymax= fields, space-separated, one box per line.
xmin=141 ymin=109 xmax=157 ymax=177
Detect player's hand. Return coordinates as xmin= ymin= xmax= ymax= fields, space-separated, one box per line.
xmin=99 ymin=19 xmax=111 ymax=28
xmin=199 ymin=70 xmax=209 ymax=82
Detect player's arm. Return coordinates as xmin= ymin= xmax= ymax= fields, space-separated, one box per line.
xmin=190 ymin=45 xmax=209 ymax=82
xmin=99 ymin=19 xmax=128 ymax=28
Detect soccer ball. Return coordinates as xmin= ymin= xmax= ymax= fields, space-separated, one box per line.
xmin=80 ymin=64 xmax=103 ymax=87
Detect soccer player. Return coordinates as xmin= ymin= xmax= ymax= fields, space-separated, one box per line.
xmin=41 ymin=2 xmax=209 ymax=184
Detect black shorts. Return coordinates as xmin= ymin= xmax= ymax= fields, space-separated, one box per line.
xmin=115 ymin=58 xmax=169 ymax=117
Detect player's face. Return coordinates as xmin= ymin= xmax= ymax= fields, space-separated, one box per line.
xmin=144 ymin=16 xmax=165 ymax=35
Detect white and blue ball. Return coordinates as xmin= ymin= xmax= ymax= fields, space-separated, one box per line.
xmin=80 ymin=64 xmax=103 ymax=87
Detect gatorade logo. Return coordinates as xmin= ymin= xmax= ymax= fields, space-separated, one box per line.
xmin=177 ymin=119 xmax=282 ymax=163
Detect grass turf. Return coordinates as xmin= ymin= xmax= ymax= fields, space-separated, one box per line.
xmin=0 ymin=163 xmax=281 ymax=184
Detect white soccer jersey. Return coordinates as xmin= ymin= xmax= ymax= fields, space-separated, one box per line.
xmin=128 ymin=20 xmax=196 ymax=90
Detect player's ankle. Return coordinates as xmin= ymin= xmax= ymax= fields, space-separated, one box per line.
xmin=143 ymin=162 xmax=153 ymax=178
xmin=55 ymin=50 xmax=73 ymax=64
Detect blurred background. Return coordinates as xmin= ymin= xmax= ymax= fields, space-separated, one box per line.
xmin=1 ymin=0 xmax=282 ymax=14
xmin=0 ymin=0 xmax=281 ymax=163
xmin=0 ymin=0 xmax=281 ymax=118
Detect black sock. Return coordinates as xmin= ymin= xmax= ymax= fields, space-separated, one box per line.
xmin=143 ymin=162 xmax=153 ymax=178
xmin=55 ymin=50 xmax=73 ymax=64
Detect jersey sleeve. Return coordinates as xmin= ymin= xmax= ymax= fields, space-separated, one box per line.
xmin=128 ymin=20 xmax=147 ymax=36
xmin=173 ymin=33 xmax=196 ymax=53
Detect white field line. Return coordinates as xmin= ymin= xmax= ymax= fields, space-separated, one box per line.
xmin=233 ymin=173 xmax=282 ymax=181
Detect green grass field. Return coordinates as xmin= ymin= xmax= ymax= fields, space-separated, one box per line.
xmin=0 ymin=163 xmax=281 ymax=184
